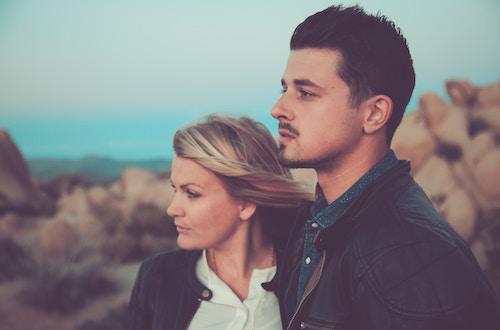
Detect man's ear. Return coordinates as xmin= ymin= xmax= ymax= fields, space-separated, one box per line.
xmin=239 ymin=202 xmax=257 ymax=221
xmin=361 ymin=95 xmax=393 ymax=135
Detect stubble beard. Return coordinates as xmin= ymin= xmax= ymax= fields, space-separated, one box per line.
xmin=278 ymin=144 xmax=338 ymax=171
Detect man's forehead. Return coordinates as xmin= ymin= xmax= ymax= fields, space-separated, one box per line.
xmin=283 ymin=48 xmax=342 ymax=84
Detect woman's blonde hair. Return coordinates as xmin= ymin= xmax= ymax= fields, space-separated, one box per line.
xmin=173 ymin=114 xmax=312 ymax=208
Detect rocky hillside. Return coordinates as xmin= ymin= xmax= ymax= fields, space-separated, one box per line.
xmin=0 ymin=136 xmax=178 ymax=329
xmin=0 ymin=130 xmax=54 ymax=215
xmin=0 ymin=79 xmax=499 ymax=329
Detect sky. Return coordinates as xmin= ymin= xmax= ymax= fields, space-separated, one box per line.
xmin=1 ymin=0 xmax=499 ymax=159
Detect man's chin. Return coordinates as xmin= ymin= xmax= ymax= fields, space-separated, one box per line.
xmin=278 ymin=149 xmax=311 ymax=169
xmin=278 ymin=148 xmax=335 ymax=170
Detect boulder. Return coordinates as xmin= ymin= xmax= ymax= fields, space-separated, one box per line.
xmin=0 ymin=130 xmax=53 ymax=214
xmin=476 ymin=82 xmax=500 ymax=109
xmin=120 ymin=167 xmax=174 ymax=210
xmin=39 ymin=219 xmax=79 ymax=259
xmin=56 ymin=187 xmax=103 ymax=238
xmin=463 ymin=131 xmax=496 ymax=168
xmin=439 ymin=188 xmax=477 ymax=242
xmin=430 ymin=105 xmax=470 ymax=149
xmin=446 ymin=80 xmax=500 ymax=109
xmin=120 ymin=168 xmax=157 ymax=200
xmin=87 ymin=185 xmax=114 ymax=207
xmin=472 ymin=106 xmax=500 ymax=132
xmin=414 ymin=156 xmax=457 ymax=199
xmin=392 ymin=111 xmax=436 ymax=172
xmin=0 ymin=213 xmax=24 ymax=237
xmin=419 ymin=92 xmax=451 ymax=129
xmin=474 ymin=150 xmax=500 ymax=200
xmin=414 ymin=156 xmax=478 ymax=241
xmin=446 ymin=80 xmax=476 ymax=108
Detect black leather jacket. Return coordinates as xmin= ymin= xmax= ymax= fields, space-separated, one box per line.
xmin=128 ymin=249 xmax=210 ymax=330
xmin=275 ymin=161 xmax=500 ymax=330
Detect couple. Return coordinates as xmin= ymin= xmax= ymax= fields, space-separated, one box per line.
xmin=128 ymin=5 xmax=500 ymax=330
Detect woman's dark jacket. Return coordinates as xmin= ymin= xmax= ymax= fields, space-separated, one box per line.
xmin=127 ymin=207 xmax=300 ymax=330
xmin=273 ymin=161 xmax=500 ymax=330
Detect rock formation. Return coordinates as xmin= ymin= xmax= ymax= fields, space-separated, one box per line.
xmin=0 ymin=130 xmax=53 ymax=215
xmin=392 ymin=80 xmax=500 ymax=242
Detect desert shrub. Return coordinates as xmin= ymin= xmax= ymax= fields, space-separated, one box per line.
xmin=76 ymin=304 xmax=127 ymax=330
xmin=0 ymin=237 xmax=34 ymax=283
xmin=468 ymin=117 xmax=490 ymax=137
xmin=100 ymin=232 xmax=147 ymax=263
xmin=100 ymin=231 xmax=177 ymax=263
xmin=435 ymin=141 xmax=463 ymax=162
xmin=19 ymin=262 xmax=117 ymax=314
xmin=127 ymin=203 xmax=177 ymax=237
xmin=40 ymin=174 xmax=91 ymax=199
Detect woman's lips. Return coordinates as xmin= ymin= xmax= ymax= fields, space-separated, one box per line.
xmin=175 ymin=223 xmax=191 ymax=233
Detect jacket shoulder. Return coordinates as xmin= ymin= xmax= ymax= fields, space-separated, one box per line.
xmin=351 ymin=182 xmax=497 ymax=316
xmin=134 ymin=249 xmax=196 ymax=290
xmin=140 ymin=249 xmax=192 ymax=272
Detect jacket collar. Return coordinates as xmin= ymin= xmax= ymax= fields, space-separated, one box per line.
xmin=314 ymin=160 xmax=412 ymax=251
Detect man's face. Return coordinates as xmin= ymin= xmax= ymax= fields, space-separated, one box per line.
xmin=271 ymin=48 xmax=364 ymax=169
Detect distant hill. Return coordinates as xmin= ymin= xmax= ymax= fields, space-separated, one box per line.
xmin=28 ymin=156 xmax=171 ymax=183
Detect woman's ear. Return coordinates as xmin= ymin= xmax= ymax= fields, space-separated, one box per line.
xmin=362 ymin=95 xmax=393 ymax=135
xmin=239 ymin=202 xmax=257 ymax=221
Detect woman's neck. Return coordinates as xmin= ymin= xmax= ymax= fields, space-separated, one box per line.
xmin=206 ymin=217 xmax=274 ymax=300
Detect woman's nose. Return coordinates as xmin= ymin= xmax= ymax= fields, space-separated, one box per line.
xmin=167 ymin=194 xmax=184 ymax=217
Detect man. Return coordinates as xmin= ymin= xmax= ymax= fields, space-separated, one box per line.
xmin=271 ymin=5 xmax=500 ymax=330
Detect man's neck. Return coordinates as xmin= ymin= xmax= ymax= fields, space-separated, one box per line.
xmin=316 ymin=146 xmax=389 ymax=204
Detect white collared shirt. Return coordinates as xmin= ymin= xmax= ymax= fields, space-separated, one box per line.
xmin=187 ymin=250 xmax=282 ymax=330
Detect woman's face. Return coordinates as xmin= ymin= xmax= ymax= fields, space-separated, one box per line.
xmin=167 ymin=156 xmax=246 ymax=250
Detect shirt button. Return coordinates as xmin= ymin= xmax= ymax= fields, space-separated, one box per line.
xmin=300 ymin=321 xmax=306 ymax=329
xmin=201 ymin=289 xmax=210 ymax=299
xmin=305 ymin=256 xmax=311 ymax=264
xmin=311 ymin=222 xmax=319 ymax=229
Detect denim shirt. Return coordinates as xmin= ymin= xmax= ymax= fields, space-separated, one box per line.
xmin=295 ymin=150 xmax=399 ymax=303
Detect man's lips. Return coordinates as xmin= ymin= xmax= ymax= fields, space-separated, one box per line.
xmin=278 ymin=123 xmax=299 ymax=139
xmin=279 ymin=129 xmax=297 ymax=139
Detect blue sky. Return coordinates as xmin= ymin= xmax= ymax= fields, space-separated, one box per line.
xmin=1 ymin=0 xmax=499 ymax=159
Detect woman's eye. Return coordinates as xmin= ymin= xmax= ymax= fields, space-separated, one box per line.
xmin=280 ymin=88 xmax=287 ymax=94
xmin=186 ymin=190 xmax=200 ymax=199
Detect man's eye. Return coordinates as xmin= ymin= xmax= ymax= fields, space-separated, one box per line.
xmin=299 ymin=90 xmax=315 ymax=97
xmin=280 ymin=88 xmax=287 ymax=94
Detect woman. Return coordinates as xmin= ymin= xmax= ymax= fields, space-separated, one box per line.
xmin=128 ymin=115 xmax=311 ymax=330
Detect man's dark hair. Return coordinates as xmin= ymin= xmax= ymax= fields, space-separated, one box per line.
xmin=291 ymin=5 xmax=415 ymax=144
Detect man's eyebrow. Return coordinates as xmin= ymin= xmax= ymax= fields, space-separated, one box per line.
xmin=294 ymin=79 xmax=322 ymax=89
xmin=281 ymin=78 xmax=323 ymax=89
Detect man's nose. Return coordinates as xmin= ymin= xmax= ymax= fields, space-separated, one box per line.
xmin=271 ymin=94 xmax=294 ymax=121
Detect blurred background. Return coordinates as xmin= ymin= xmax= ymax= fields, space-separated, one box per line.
xmin=1 ymin=1 xmax=499 ymax=329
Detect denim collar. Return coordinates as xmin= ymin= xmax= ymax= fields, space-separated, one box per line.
xmin=310 ymin=149 xmax=399 ymax=229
